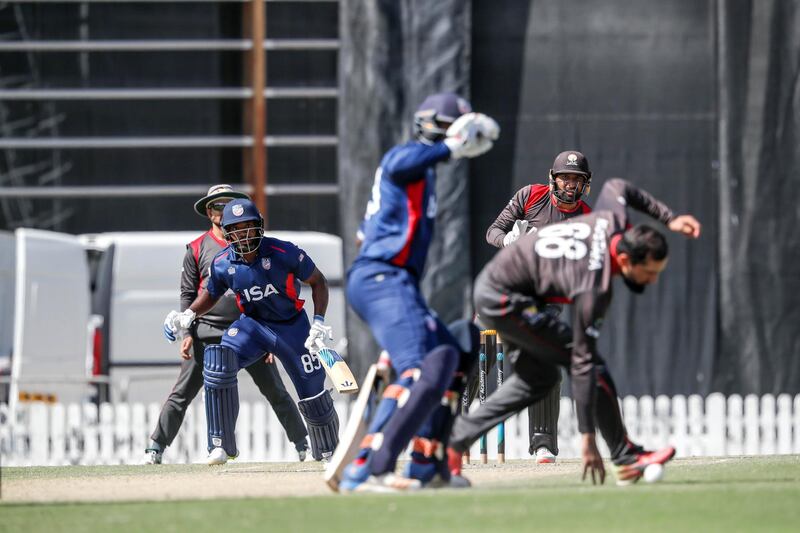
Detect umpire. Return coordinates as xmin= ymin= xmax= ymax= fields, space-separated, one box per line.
xmin=143 ymin=184 xmax=309 ymax=464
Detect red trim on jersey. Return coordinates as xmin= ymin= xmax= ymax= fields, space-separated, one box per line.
xmin=545 ymin=296 xmax=573 ymax=304
xmin=578 ymin=200 xmax=592 ymax=214
xmin=189 ymin=234 xmax=204 ymax=290
xmin=610 ymin=233 xmax=623 ymax=275
xmin=523 ymin=184 xmax=550 ymax=213
xmin=270 ymin=245 xmax=287 ymax=254
xmin=207 ymin=229 xmax=228 ymax=248
xmin=285 ymin=273 xmax=305 ymax=311
xmin=391 ymin=180 xmax=425 ymax=267
xmin=235 ymin=293 xmax=245 ymax=312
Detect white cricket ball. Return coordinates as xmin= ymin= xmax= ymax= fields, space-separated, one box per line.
xmin=643 ymin=463 xmax=664 ymax=483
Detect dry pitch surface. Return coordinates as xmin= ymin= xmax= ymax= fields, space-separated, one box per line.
xmin=3 ymin=458 xmax=580 ymax=503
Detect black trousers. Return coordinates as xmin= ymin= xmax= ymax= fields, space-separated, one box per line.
xmin=150 ymin=322 xmax=308 ymax=448
xmin=450 ymin=309 xmax=631 ymax=462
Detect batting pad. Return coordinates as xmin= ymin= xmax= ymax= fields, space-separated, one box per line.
xmin=528 ymin=378 xmax=561 ymax=455
xmin=298 ymin=389 xmax=340 ymax=461
xmin=203 ymin=344 xmax=240 ymax=457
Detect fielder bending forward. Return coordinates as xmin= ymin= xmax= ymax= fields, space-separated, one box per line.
xmin=340 ymin=93 xmax=499 ymax=492
xmin=450 ymin=178 xmax=701 ymax=485
xmin=163 ymin=198 xmax=339 ymax=464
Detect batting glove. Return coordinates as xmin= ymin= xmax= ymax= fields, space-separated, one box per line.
xmin=304 ymin=315 xmax=333 ymax=354
xmin=163 ymin=309 xmax=196 ymax=343
xmin=444 ymin=112 xmax=500 ymax=159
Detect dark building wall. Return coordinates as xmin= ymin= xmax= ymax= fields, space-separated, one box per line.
xmin=470 ymin=1 xmax=718 ymax=396
xmin=0 ymin=2 xmax=338 ymax=233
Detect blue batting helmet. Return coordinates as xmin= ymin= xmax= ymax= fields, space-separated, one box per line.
xmin=221 ymin=198 xmax=262 ymax=228
xmin=413 ymin=92 xmax=472 ymax=144
xmin=221 ymin=199 xmax=264 ymax=256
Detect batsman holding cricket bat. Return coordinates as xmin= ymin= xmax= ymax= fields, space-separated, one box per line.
xmin=163 ymin=198 xmax=341 ymax=464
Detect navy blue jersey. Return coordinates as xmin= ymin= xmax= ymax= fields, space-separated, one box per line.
xmin=353 ymin=140 xmax=451 ymax=278
xmin=206 ymin=237 xmax=316 ymax=323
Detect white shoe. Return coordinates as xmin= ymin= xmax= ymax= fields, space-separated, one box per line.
xmin=534 ymin=447 xmax=556 ymax=464
xmin=142 ymin=449 xmax=162 ymax=465
xmin=207 ymin=447 xmax=237 ymax=465
xmin=348 ymin=473 xmax=422 ymax=494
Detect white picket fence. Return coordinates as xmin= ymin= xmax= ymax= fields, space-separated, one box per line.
xmin=1 ymin=393 xmax=799 ymax=466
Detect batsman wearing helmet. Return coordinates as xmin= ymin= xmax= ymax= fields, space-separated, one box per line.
xmin=482 ymin=150 xmax=593 ymax=464
xmin=449 ymin=178 xmax=701 ymax=485
xmin=144 ymin=185 xmax=309 ymax=464
xmin=163 ymin=198 xmax=339 ymax=464
xmin=338 ymin=93 xmax=499 ymax=493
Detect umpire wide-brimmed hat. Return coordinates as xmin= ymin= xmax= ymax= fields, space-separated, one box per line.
xmin=193 ymin=184 xmax=250 ymax=216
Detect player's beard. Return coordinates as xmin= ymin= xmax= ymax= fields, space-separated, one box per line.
xmin=623 ymin=276 xmax=646 ymax=294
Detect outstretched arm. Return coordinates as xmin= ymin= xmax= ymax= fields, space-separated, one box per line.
xmin=188 ymin=289 xmax=220 ymax=317
xmin=570 ymin=290 xmax=611 ymax=485
xmin=594 ymin=178 xmax=702 ymax=238
xmin=304 ymin=267 xmax=329 ymax=319
xmin=163 ymin=290 xmax=221 ymax=344
xmin=303 ymin=267 xmax=333 ymax=352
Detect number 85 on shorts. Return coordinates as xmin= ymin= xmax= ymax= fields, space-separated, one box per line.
xmin=301 ymin=352 xmax=322 ymax=374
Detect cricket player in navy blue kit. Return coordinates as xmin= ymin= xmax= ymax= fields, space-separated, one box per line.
xmin=339 ymin=93 xmax=500 ymax=492
xmin=164 ymin=199 xmax=339 ymax=464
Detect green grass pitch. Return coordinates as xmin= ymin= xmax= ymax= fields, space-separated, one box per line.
xmin=1 ymin=456 xmax=798 ymax=532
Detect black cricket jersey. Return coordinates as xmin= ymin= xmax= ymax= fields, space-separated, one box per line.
xmin=476 ymin=178 xmax=675 ymax=433
xmin=486 ymin=184 xmax=591 ymax=248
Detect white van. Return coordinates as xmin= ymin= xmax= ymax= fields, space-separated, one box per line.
xmin=1 ymin=229 xmax=345 ymax=407
xmin=0 ymin=229 xmax=94 ymax=409
xmin=81 ymin=231 xmax=346 ymax=403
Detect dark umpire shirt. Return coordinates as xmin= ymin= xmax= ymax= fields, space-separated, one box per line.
xmin=180 ymin=230 xmax=240 ymax=329
xmin=486 ymin=183 xmax=591 ymax=248
xmin=475 ymin=178 xmax=674 ymax=434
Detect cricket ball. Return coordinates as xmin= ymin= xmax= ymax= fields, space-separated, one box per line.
xmin=643 ymin=463 xmax=664 ymax=483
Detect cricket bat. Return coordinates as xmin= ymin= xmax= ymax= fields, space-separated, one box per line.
xmin=324 ymin=362 xmax=385 ymax=492
xmin=315 ymin=339 xmax=359 ymax=394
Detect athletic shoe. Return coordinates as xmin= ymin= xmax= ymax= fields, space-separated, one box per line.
xmin=534 ymin=446 xmax=556 ymax=464
xmin=447 ymin=447 xmax=463 ymax=477
xmin=142 ymin=449 xmax=162 ymax=465
xmin=614 ymin=446 xmax=676 ymax=486
xmin=295 ymin=441 xmax=309 ymax=462
xmin=338 ymin=456 xmax=372 ymax=492
xmin=343 ymin=473 xmax=422 ymax=494
xmin=207 ymin=447 xmax=238 ymax=465
xmin=403 ymin=459 xmax=437 ymax=484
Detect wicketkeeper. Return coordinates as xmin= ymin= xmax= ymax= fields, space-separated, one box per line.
xmin=480 ymin=150 xmax=593 ymax=464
